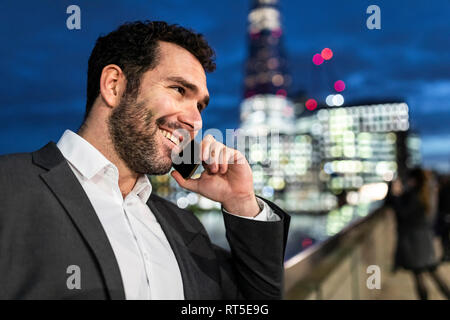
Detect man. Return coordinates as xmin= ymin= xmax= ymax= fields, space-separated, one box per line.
xmin=0 ymin=21 xmax=290 ymax=300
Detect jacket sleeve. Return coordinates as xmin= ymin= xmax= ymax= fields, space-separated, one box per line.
xmin=213 ymin=197 xmax=290 ymax=299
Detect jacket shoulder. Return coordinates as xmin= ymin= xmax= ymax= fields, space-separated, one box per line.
xmin=0 ymin=152 xmax=33 ymax=171
xmin=0 ymin=152 xmax=46 ymax=197
xmin=0 ymin=142 xmax=60 ymax=174
xmin=0 ymin=151 xmax=32 ymax=161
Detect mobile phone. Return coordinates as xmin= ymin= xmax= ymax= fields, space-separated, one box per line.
xmin=172 ymin=139 xmax=201 ymax=179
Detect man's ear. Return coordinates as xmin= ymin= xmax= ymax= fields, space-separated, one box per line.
xmin=99 ymin=64 xmax=126 ymax=108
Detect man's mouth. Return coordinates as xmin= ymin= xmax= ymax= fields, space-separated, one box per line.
xmin=158 ymin=128 xmax=181 ymax=147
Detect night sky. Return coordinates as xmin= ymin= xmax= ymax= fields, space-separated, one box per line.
xmin=1 ymin=0 xmax=449 ymax=171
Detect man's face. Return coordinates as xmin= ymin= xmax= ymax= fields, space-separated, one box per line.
xmin=108 ymin=41 xmax=209 ymax=175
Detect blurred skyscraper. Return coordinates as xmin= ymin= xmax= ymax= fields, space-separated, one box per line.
xmin=240 ymin=0 xmax=294 ymax=133
xmin=238 ymin=0 xmax=329 ymax=212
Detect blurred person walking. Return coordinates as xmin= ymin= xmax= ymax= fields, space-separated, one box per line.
xmin=386 ymin=168 xmax=450 ymax=300
xmin=436 ymin=175 xmax=450 ymax=261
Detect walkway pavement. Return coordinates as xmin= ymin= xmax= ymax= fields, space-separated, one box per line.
xmin=376 ymin=239 xmax=450 ymax=300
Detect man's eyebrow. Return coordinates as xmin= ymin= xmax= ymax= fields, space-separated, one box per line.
xmin=167 ymin=76 xmax=198 ymax=92
xmin=167 ymin=76 xmax=209 ymax=108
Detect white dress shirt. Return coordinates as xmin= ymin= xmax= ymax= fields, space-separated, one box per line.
xmin=56 ymin=130 xmax=279 ymax=300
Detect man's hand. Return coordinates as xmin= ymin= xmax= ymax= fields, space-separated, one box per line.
xmin=171 ymin=135 xmax=260 ymax=218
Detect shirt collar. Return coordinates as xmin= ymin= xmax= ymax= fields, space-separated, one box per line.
xmin=133 ymin=174 xmax=153 ymax=203
xmin=57 ymin=130 xmax=113 ymax=180
xmin=56 ymin=130 xmax=153 ymax=202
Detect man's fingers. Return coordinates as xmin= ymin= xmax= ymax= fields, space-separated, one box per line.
xmin=233 ymin=149 xmax=246 ymax=164
xmin=211 ymin=143 xmax=223 ymax=173
xmin=219 ymin=147 xmax=228 ymax=174
xmin=199 ymin=135 xmax=247 ymax=175
xmin=170 ymin=170 xmax=199 ymax=193
xmin=201 ymin=135 xmax=214 ymax=163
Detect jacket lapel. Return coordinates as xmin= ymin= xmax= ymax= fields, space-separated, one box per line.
xmin=33 ymin=142 xmax=126 ymax=300
xmin=147 ymin=195 xmax=202 ymax=300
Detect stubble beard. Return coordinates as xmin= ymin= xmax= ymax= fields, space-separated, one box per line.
xmin=107 ymin=93 xmax=173 ymax=175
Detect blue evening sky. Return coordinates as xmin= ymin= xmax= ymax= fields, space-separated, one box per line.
xmin=0 ymin=0 xmax=449 ymax=171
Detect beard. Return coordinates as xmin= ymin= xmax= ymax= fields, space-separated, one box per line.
xmin=107 ymin=93 xmax=173 ymax=175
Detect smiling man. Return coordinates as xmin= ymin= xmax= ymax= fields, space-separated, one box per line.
xmin=0 ymin=21 xmax=290 ymax=300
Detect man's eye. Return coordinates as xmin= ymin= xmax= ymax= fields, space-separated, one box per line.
xmin=173 ymin=86 xmax=185 ymax=95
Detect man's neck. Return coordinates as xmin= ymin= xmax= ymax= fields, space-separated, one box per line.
xmin=78 ymin=123 xmax=139 ymax=199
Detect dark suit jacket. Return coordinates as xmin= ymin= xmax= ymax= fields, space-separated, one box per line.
xmin=0 ymin=142 xmax=290 ymax=300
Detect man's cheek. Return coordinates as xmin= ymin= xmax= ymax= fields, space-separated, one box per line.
xmin=154 ymin=95 xmax=178 ymax=114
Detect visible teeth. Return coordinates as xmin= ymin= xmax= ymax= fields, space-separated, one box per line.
xmin=169 ymin=134 xmax=179 ymax=145
xmin=159 ymin=129 xmax=180 ymax=145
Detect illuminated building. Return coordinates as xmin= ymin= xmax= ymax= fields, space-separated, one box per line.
xmin=298 ymin=101 xmax=420 ymax=199
xmin=237 ymin=0 xmax=328 ymax=212
xmin=240 ymin=0 xmax=294 ymax=134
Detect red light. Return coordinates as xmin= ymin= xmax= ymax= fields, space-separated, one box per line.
xmin=321 ymin=48 xmax=333 ymax=60
xmin=334 ymin=80 xmax=346 ymax=92
xmin=250 ymin=32 xmax=260 ymax=40
xmin=302 ymin=238 xmax=313 ymax=248
xmin=312 ymin=54 xmax=324 ymax=65
xmin=305 ymin=99 xmax=317 ymax=110
xmin=272 ymin=28 xmax=282 ymax=38
xmin=276 ymin=89 xmax=287 ymax=97
xmin=245 ymin=90 xmax=256 ymax=98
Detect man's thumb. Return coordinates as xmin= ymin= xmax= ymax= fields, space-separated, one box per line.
xmin=170 ymin=170 xmax=198 ymax=192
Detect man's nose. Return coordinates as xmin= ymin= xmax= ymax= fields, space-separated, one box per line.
xmin=178 ymin=104 xmax=202 ymax=133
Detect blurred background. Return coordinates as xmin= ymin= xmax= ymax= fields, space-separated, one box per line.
xmin=1 ymin=0 xmax=449 ymax=299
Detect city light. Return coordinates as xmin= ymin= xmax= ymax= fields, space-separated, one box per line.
xmin=312 ymin=53 xmax=324 ymax=65
xmin=272 ymin=74 xmax=284 ymax=86
xmin=358 ymin=183 xmax=389 ymax=203
xmin=321 ymin=48 xmax=333 ymax=60
xmin=334 ymin=80 xmax=346 ymax=92
xmin=248 ymin=7 xmax=281 ymax=33
xmin=272 ymin=28 xmax=282 ymax=38
xmin=326 ymin=94 xmax=335 ymax=106
xmin=332 ymin=94 xmax=344 ymax=106
xmin=305 ymin=98 xmax=318 ymax=110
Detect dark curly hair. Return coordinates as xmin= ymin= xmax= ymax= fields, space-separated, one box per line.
xmin=84 ymin=20 xmax=216 ymax=120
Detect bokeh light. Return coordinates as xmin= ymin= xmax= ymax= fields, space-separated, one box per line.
xmin=334 ymin=80 xmax=346 ymax=92
xmin=272 ymin=28 xmax=282 ymax=38
xmin=305 ymin=98 xmax=318 ymax=110
xmin=321 ymin=48 xmax=333 ymax=60
xmin=302 ymin=238 xmax=313 ymax=248
xmin=326 ymin=94 xmax=335 ymax=106
xmin=272 ymin=74 xmax=284 ymax=86
xmin=332 ymin=94 xmax=344 ymax=106
xmin=312 ymin=53 xmax=324 ymax=65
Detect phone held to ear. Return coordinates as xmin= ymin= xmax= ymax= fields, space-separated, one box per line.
xmin=172 ymin=139 xmax=201 ymax=179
